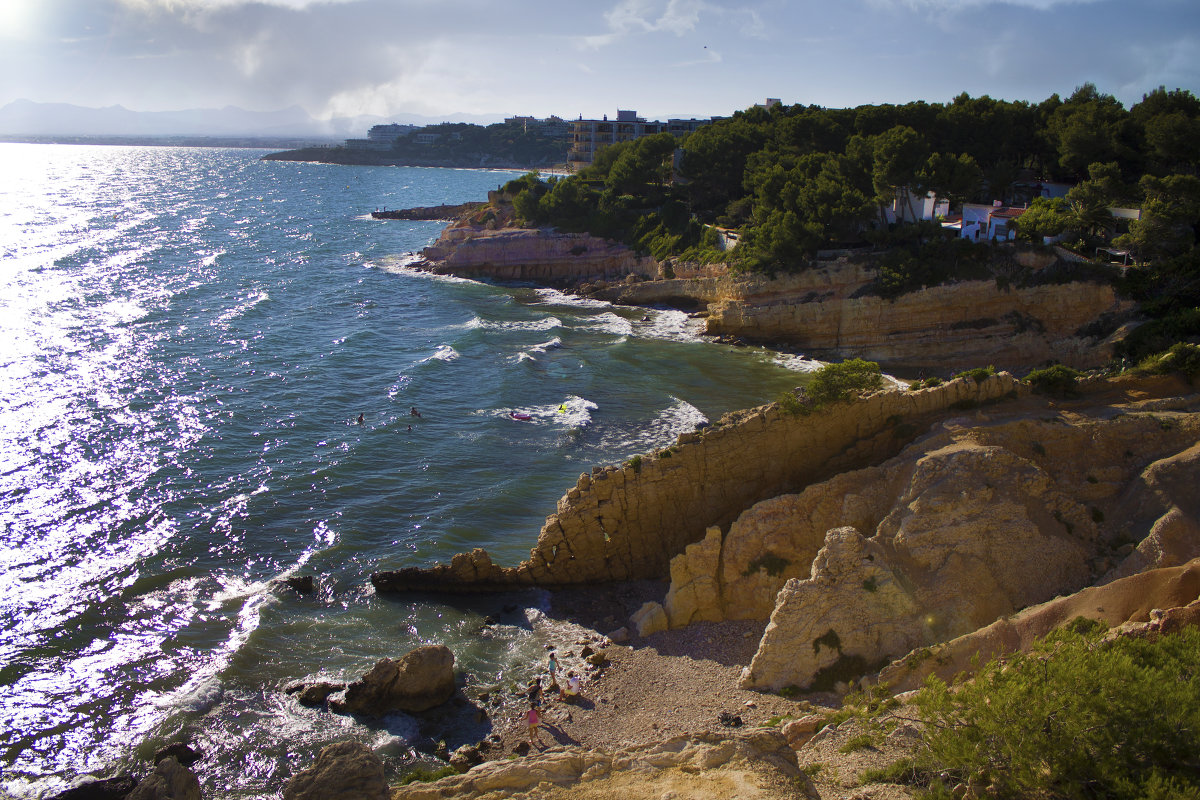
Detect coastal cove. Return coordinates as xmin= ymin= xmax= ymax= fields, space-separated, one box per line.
xmin=5 ymin=144 xmax=1200 ymax=800
xmin=0 ymin=145 xmax=821 ymax=798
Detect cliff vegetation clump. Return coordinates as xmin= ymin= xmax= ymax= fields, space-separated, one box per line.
xmin=903 ymin=625 xmax=1200 ymax=799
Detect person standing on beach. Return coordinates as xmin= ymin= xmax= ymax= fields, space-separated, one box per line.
xmin=526 ymin=704 xmax=543 ymax=746
xmin=547 ymin=651 xmax=560 ymax=692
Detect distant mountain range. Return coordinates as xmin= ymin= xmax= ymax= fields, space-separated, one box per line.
xmin=0 ymin=100 xmax=503 ymax=140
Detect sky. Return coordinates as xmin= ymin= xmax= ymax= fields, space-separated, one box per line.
xmin=1 ymin=0 xmax=1198 ymax=123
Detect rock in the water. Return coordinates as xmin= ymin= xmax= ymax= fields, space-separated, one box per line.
xmin=153 ymin=743 xmax=202 ymax=767
xmin=284 ymin=575 xmax=316 ymax=594
xmin=126 ymin=757 xmax=201 ymax=800
xmin=282 ymin=741 xmax=390 ymax=800
xmin=50 ymin=776 xmax=138 ymax=800
xmin=341 ymin=645 xmax=456 ymax=716
xmin=297 ymin=681 xmax=346 ymax=707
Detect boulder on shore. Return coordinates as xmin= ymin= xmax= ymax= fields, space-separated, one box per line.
xmin=341 ymin=645 xmax=456 ymax=716
xmin=125 ymin=757 xmax=201 ymax=800
xmin=282 ymin=741 xmax=389 ymax=800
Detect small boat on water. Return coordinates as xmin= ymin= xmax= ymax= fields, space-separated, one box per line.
xmin=510 ymin=412 xmax=533 ymax=421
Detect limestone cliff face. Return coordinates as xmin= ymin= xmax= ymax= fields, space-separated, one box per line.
xmin=872 ymin=558 xmax=1200 ymax=695
xmin=727 ymin=380 xmax=1200 ymax=690
xmin=371 ymin=374 xmax=1026 ymax=593
xmin=602 ymin=260 xmax=1129 ymax=372
xmin=417 ymin=219 xmax=1131 ymax=373
xmin=703 ymin=279 xmax=1126 ymax=371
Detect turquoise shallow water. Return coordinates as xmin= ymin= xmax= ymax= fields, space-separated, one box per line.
xmin=0 ymin=144 xmax=817 ymax=797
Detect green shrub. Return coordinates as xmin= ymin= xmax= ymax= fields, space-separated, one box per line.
xmin=807 ymin=358 xmax=884 ymax=406
xmin=1132 ymin=342 xmax=1200 ymax=383
xmin=953 ymin=365 xmax=996 ymax=384
xmin=912 ymin=626 xmax=1200 ymax=800
xmin=1025 ymin=364 xmax=1082 ymax=396
xmin=776 ymin=389 xmax=807 ymax=416
xmin=909 ymin=376 xmax=944 ymax=390
xmin=628 ymin=454 xmax=642 ymax=473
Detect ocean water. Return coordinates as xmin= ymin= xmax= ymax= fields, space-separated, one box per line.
xmin=0 ymin=144 xmax=817 ymax=798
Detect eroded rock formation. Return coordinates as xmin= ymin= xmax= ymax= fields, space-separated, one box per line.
xmin=873 ymin=558 xmax=1200 ymax=694
xmin=728 ymin=378 xmax=1200 ymax=690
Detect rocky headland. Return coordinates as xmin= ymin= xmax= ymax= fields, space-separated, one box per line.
xmin=411 ymin=201 xmax=1132 ymax=374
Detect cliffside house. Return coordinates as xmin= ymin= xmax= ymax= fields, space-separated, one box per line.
xmin=960 ymin=202 xmax=1028 ymax=241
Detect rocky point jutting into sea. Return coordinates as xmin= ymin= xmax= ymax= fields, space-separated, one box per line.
xmin=414 ymin=195 xmax=1132 ymax=374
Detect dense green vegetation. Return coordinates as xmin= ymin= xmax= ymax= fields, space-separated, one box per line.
xmin=909 ymin=626 xmax=1200 ymax=799
xmin=778 ymin=359 xmax=884 ymax=414
xmin=840 ymin=625 xmax=1200 ymax=799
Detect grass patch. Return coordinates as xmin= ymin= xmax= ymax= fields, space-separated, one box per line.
xmin=838 ymin=733 xmax=876 ymax=753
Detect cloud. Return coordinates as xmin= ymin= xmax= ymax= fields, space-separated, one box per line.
xmin=864 ymin=0 xmax=1103 ymax=9
xmin=582 ymin=0 xmax=766 ymax=49
xmin=605 ymin=0 xmax=704 ymax=35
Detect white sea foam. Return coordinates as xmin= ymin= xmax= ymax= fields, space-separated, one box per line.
xmin=773 ymin=353 xmax=824 ymax=373
xmin=493 ymin=394 xmax=596 ymax=426
xmin=635 ymin=308 xmax=705 ymax=342
xmin=574 ymin=311 xmax=633 ymax=337
xmin=530 ymin=288 xmax=612 ymax=309
xmin=417 ymin=345 xmax=459 ymax=364
xmin=596 ymin=397 xmax=708 ymax=453
xmin=475 ymin=315 xmax=563 ymax=332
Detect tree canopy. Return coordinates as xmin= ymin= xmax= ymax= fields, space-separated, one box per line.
xmin=503 ymin=86 xmax=1200 ymax=275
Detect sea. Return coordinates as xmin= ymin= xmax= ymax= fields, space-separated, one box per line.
xmin=0 ymin=144 xmax=819 ymax=798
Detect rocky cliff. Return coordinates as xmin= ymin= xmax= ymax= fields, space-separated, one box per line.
xmin=718 ymin=376 xmax=1200 ymax=691
xmin=416 ymin=218 xmax=1132 ymax=373
xmin=372 ymin=374 xmax=1026 ymax=593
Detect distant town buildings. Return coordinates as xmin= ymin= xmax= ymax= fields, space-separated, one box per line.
xmin=342 ymin=103 xmax=753 ymax=165
xmin=567 ymin=109 xmax=728 ymax=171
xmin=345 ymin=123 xmax=418 ymax=150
